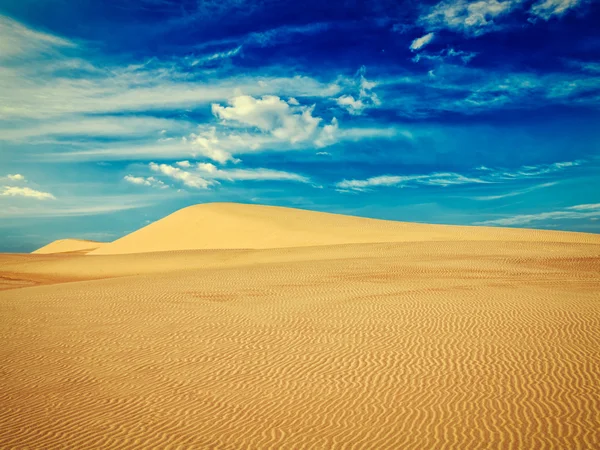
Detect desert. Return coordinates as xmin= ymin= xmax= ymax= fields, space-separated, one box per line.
xmin=1 ymin=202 xmax=599 ymax=449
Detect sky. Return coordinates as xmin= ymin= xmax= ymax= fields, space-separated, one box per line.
xmin=1 ymin=0 xmax=599 ymax=252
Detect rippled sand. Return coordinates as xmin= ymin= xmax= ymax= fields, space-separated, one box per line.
xmin=1 ymin=205 xmax=599 ymax=448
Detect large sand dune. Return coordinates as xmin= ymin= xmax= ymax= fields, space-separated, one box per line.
xmin=2 ymin=203 xmax=600 ymax=448
xmin=89 ymin=202 xmax=600 ymax=255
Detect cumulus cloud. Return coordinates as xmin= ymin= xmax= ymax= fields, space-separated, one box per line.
xmin=149 ymin=162 xmax=212 ymax=189
xmin=530 ymin=0 xmax=584 ymax=20
xmin=410 ymin=32 xmax=436 ymax=51
xmin=124 ymin=175 xmax=168 ymax=189
xmin=212 ymin=95 xmax=323 ymax=143
xmin=1 ymin=186 xmax=55 ymax=200
xmin=421 ymin=0 xmax=521 ymax=36
xmin=5 ymin=174 xmax=25 ymax=181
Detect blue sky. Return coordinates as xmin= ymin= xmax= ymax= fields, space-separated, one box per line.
xmin=1 ymin=0 xmax=599 ymax=252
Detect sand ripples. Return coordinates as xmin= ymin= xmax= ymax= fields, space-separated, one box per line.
xmin=1 ymin=240 xmax=600 ymax=448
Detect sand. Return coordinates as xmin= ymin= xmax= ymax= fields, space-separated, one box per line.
xmin=32 ymin=238 xmax=106 ymax=255
xmin=1 ymin=203 xmax=600 ymax=448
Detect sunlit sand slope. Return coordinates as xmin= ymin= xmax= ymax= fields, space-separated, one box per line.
xmin=1 ymin=236 xmax=600 ymax=448
xmin=33 ymin=238 xmax=106 ymax=254
xmin=90 ymin=202 xmax=600 ymax=255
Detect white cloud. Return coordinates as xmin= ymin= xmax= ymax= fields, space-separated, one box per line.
xmin=335 ymin=66 xmax=381 ymax=115
xmin=336 ymin=160 xmax=581 ymax=192
xmin=176 ymin=160 xmax=192 ymax=168
xmin=471 ymin=181 xmax=557 ymax=200
xmin=0 ymin=116 xmax=190 ymax=142
xmin=567 ymin=203 xmax=600 ymax=211
xmin=410 ymin=32 xmax=436 ymax=51
xmin=530 ymin=0 xmax=583 ymax=20
xmin=189 ymin=45 xmax=242 ymax=66
xmin=421 ymin=0 xmax=521 ymax=36
xmin=335 ymin=95 xmax=366 ymax=115
xmin=0 ymin=194 xmax=164 ymax=218
xmin=476 ymin=203 xmax=600 ymax=225
xmin=0 ymin=15 xmax=75 ymax=61
xmin=1 ymin=186 xmax=55 ymax=200
xmin=195 ymin=163 xmax=310 ymax=183
xmin=336 ymin=172 xmax=489 ymax=192
xmin=212 ymin=95 xmax=322 ymax=143
xmin=124 ymin=175 xmax=168 ymax=189
xmin=149 ymin=162 xmax=212 ymax=189
xmin=6 ymin=174 xmax=25 ymax=181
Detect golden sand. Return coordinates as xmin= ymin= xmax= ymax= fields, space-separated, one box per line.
xmin=1 ymin=203 xmax=599 ymax=448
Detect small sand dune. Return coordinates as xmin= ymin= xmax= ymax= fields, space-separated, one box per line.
xmin=90 ymin=202 xmax=600 ymax=255
xmin=2 ymin=203 xmax=600 ymax=448
xmin=33 ymin=238 xmax=106 ymax=255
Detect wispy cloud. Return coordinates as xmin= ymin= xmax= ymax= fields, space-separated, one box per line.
xmin=530 ymin=0 xmax=585 ymax=20
xmin=335 ymin=66 xmax=381 ymax=116
xmin=471 ymin=181 xmax=557 ymax=200
xmin=137 ymin=161 xmax=311 ymax=189
xmin=0 ymin=195 xmax=161 ymax=218
xmin=477 ymin=203 xmax=600 ymax=225
xmin=336 ymin=160 xmax=581 ymax=192
xmin=0 ymin=15 xmax=76 ymax=61
xmin=336 ymin=172 xmax=489 ymax=192
xmin=420 ymin=0 xmax=521 ymax=36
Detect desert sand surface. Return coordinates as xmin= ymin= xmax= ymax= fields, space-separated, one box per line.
xmin=32 ymin=238 xmax=107 ymax=255
xmin=1 ymin=203 xmax=600 ymax=449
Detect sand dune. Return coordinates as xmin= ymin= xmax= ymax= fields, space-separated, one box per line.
xmin=2 ymin=204 xmax=600 ymax=448
xmin=90 ymin=202 xmax=600 ymax=255
xmin=33 ymin=238 xmax=106 ymax=255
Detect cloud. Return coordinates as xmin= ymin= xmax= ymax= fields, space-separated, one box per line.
xmin=471 ymin=181 xmax=557 ymax=200
xmin=0 ymin=15 xmax=76 ymax=61
xmin=530 ymin=0 xmax=584 ymax=20
xmin=0 ymin=194 xmax=162 ymax=218
xmin=335 ymin=66 xmax=381 ymax=115
xmin=476 ymin=203 xmax=600 ymax=225
xmin=336 ymin=172 xmax=489 ymax=192
xmin=410 ymin=32 xmax=436 ymax=51
xmin=189 ymin=45 xmax=242 ymax=66
xmin=5 ymin=174 xmax=25 ymax=181
xmin=0 ymin=116 xmax=191 ymax=142
xmin=420 ymin=0 xmax=521 ymax=36
xmin=212 ymin=95 xmax=322 ymax=143
xmin=149 ymin=162 xmax=212 ymax=189
xmin=1 ymin=186 xmax=56 ymax=200
xmin=413 ymin=47 xmax=478 ymax=63
xmin=336 ymin=160 xmax=581 ymax=192
xmin=139 ymin=161 xmax=310 ymax=188
xmin=195 ymin=162 xmax=310 ymax=183
xmin=124 ymin=175 xmax=168 ymax=189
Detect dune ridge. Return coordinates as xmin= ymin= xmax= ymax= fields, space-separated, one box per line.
xmin=89 ymin=202 xmax=600 ymax=255
xmin=33 ymin=238 xmax=107 ymax=255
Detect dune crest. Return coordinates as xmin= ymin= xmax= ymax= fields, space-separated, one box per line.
xmin=32 ymin=238 xmax=107 ymax=255
xmin=90 ymin=202 xmax=600 ymax=255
